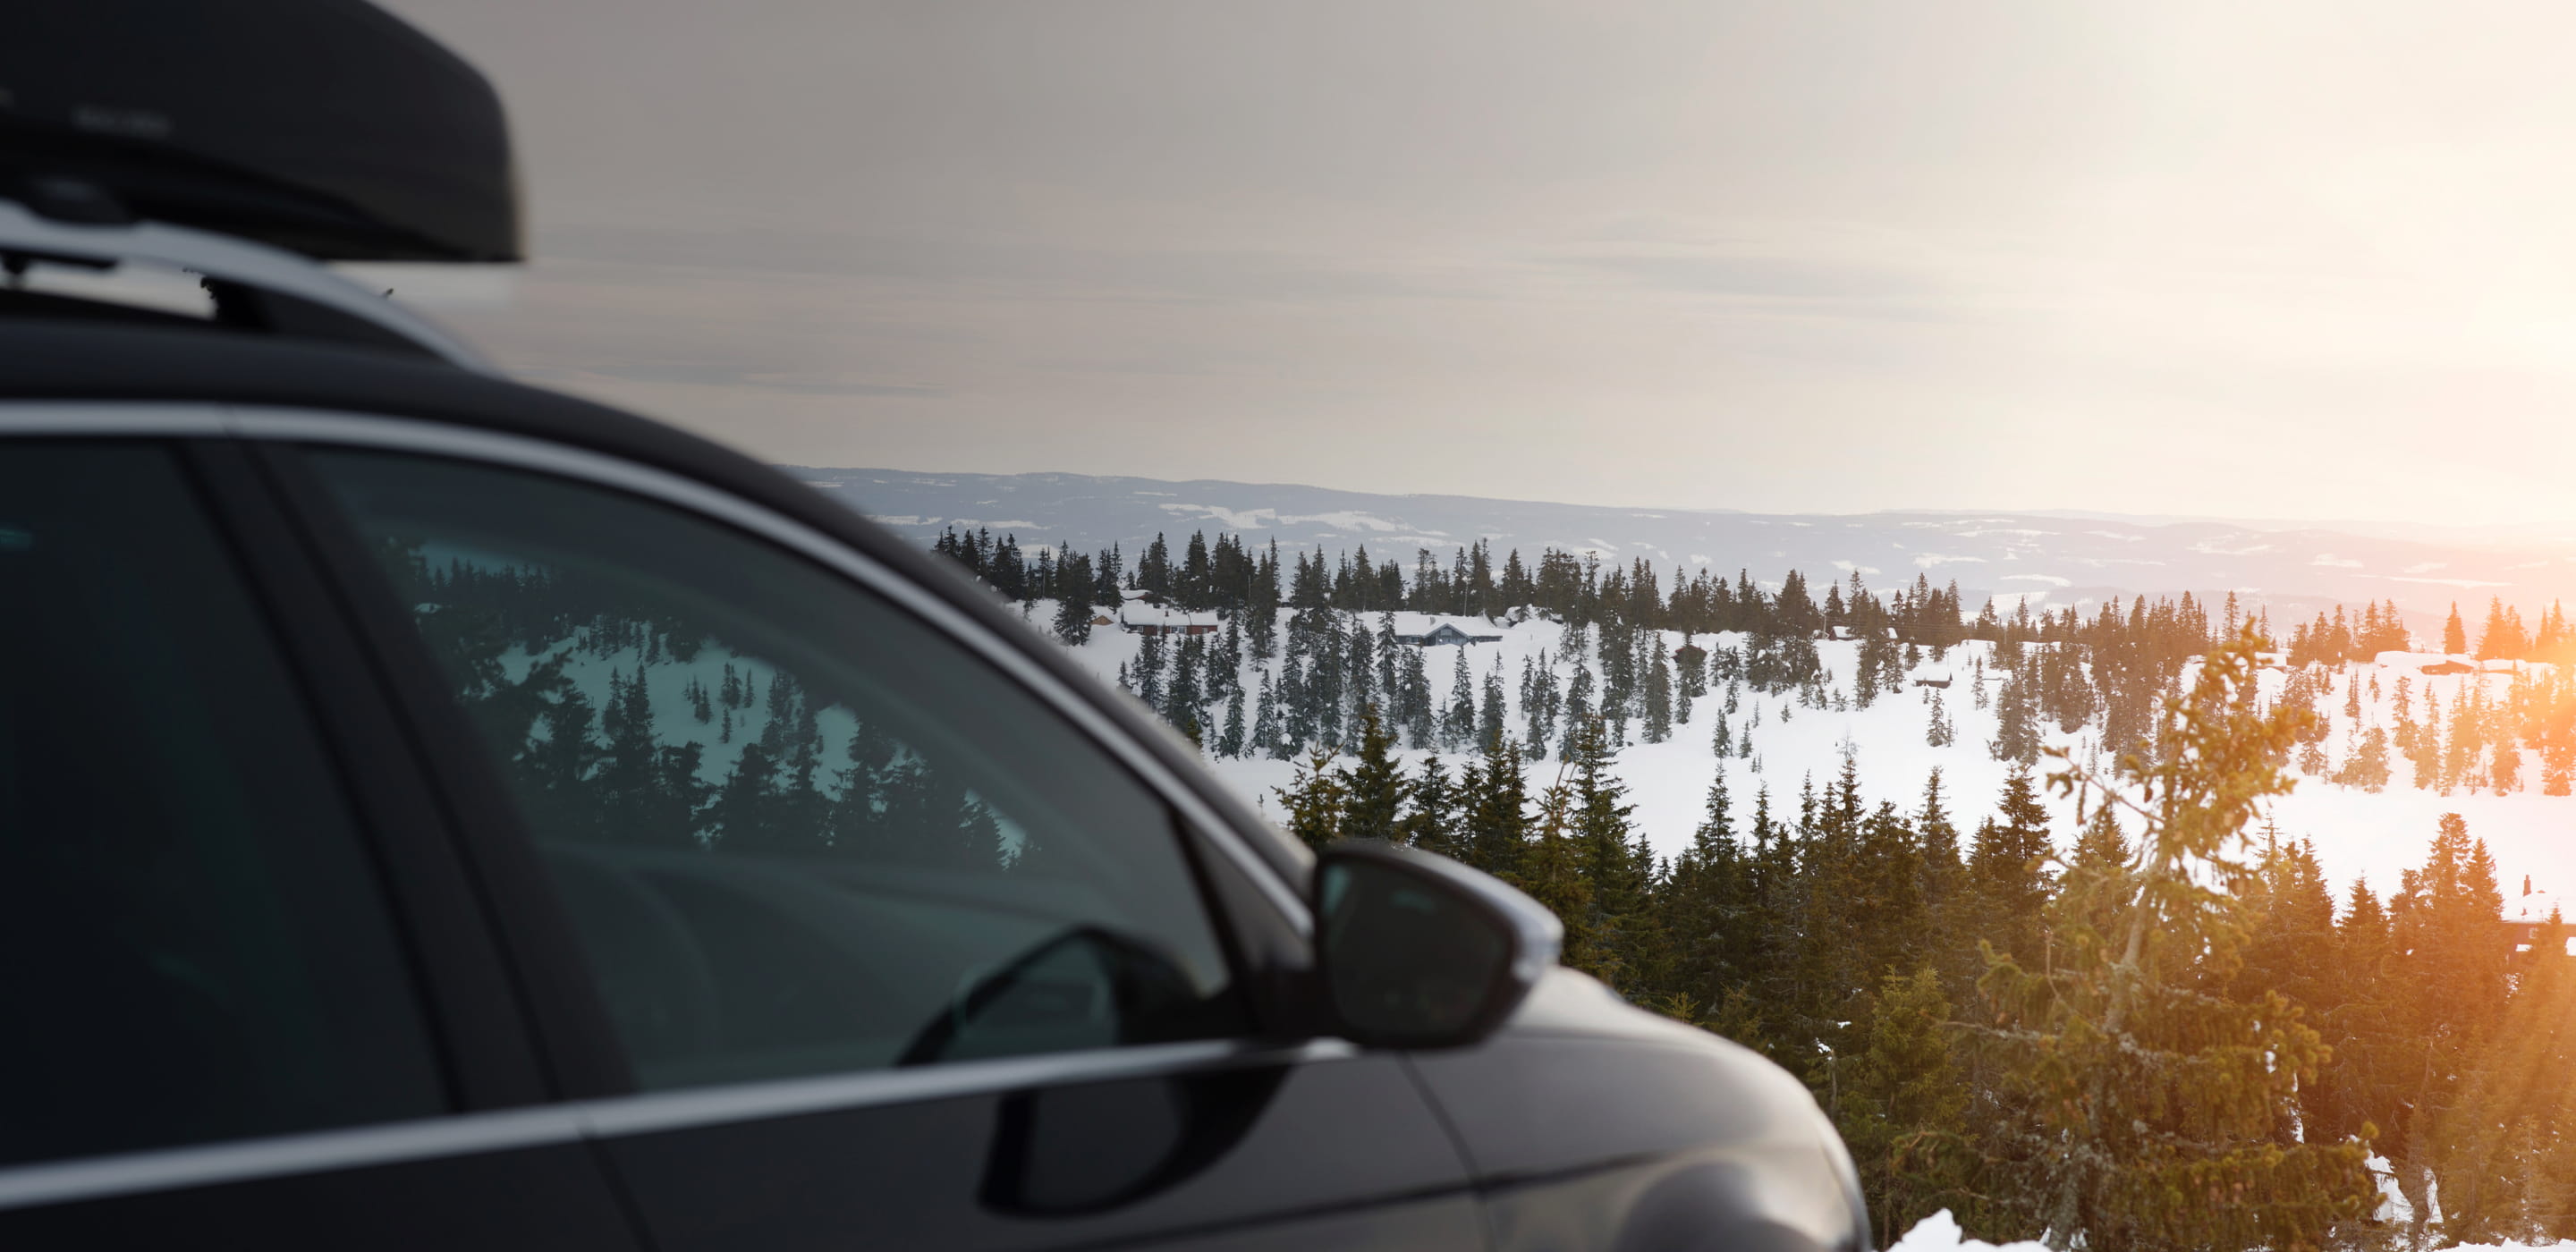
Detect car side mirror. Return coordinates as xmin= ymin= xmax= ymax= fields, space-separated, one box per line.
xmin=1313 ymin=841 xmax=1563 ymax=1050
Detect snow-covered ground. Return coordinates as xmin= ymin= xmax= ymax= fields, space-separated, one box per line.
xmin=1885 ymin=1207 xmax=2557 ymax=1252
xmin=1886 ymin=1210 xmax=2046 ymax=1252
xmin=494 ymin=593 xmax=2575 ymax=923
xmin=1040 ymin=603 xmax=2576 ymax=919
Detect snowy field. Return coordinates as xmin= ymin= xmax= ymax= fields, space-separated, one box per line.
xmin=501 ymin=592 xmax=2572 ymax=922
xmin=1033 ymin=603 xmax=2574 ymax=919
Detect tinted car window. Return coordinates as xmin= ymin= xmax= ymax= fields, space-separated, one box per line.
xmin=0 ymin=443 xmax=446 ymax=1168
xmin=311 ymin=451 xmax=1247 ymax=1092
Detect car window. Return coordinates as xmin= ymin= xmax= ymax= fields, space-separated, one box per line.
xmin=0 ymin=443 xmax=447 ymax=1169
xmin=308 ymin=450 xmax=1248 ymax=1093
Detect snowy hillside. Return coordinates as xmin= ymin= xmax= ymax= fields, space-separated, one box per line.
xmin=1030 ymin=600 xmax=2575 ymax=920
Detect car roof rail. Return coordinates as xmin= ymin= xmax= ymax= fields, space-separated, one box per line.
xmin=0 ymin=198 xmax=495 ymax=370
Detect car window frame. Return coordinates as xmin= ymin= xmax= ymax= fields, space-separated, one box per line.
xmin=241 ymin=406 xmax=1314 ymax=1071
xmin=0 ymin=418 xmax=515 ymax=1171
xmin=0 ymin=401 xmax=1337 ymax=1219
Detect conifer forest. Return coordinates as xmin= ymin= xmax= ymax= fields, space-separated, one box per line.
xmin=933 ymin=524 xmax=2576 ymax=1251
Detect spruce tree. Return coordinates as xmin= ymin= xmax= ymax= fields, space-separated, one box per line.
xmin=1271 ymin=747 xmax=1347 ymax=850
xmin=1444 ymin=647 xmax=1477 ymax=749
xmin=1840 ymin=968 xmax=1970 ymax=1249
xmin=1566 ymin=717 xmax=1657 ymax=995
xmin=1915 ymin=769 xmax=1964 ymax=911
xmin=1643 ymin=641 xmax=1674 ymax=743
xmin=1216 ymin=684 xmax=1247 ymax=758
xmin=1250 ymin=668 xmax=1282 ymax=758
xmin=1521 ymin=762 xmax=1602 ymax=978
xmin=1278 ymin=648 xmax=1312 ymax=754
xmin=1402 ymin=755 xmax=1462 ymax=858
xmin=1462 ymin=731 xmax=1530 ymax=879
xmin=1989 ymin=673 xmax=2040 ymax=766
xmin=2425 ymin=908 xmax=2572 ymax=1245
xmin=1400 ymin=644 xmax=1436 ymax=748
xmin=1972 ymin=628 xmax=2376 ymax=1251
xmin=1478 ymin=659 xmax=1509 ymax=753
xmin=1663 ymin=767 xmax=1756 ymax=1006
xmin=1522 ymin=657 xmax=1560 ymax=759
xmin=1968 ymin=768 xmax=2053 ymax=961
xmin=1561 ymin=662 xmax=1597 ymax=757
xmin=1340 ymin=704 xmax=1405 ymax=842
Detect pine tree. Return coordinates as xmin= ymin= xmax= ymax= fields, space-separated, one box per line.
xmin=1462 ymin=731 xmax=1530 ymax=879
xmin=1561 ymin=661 xmax=1597 ymax=757
xmin=2385 ymin=813 xmax=2516 ymax=1237
xmin=1916 ymin=769 xmax=1964 ymax=914
xmin=1968 ymin=768 xmax=2052 ymax=960
xmin=1566 ymin=717 xmax=1657 ymax=995
xmin=1989 ymin=673 xmax=2039 ymax=766
xmin=1401 ymin=643 xmax=1436 ymax=748
xmin=1272 ymin=747 xmax=1347 ymax=850
xmin=1401 ymin=755 xmax=1462 ymax=858
xmin=1663 ymin=767 xmax=1758 ymax=1008
xmin=2445 ymin=602 xmax=2470 ymax=655
xmin=1972 ymin=628 xmax=2376 ymax=1251
xmin=1643 ymin=641 xmax=1674 ymax=743
xmin=1340 ymin=704 xmax=1405 ymax=842
xmin=1478 ymin=658 xmax=1509 ymax=753
xmin=1166 ymin=634 xmax=1205 ymax=746
xmin=1521 ymin=656 xmax=1560 ymax=759
xmin=1444 ymin=646 xmax=1477 ymax=749
xmin=1250 ymin=668 xmax=1281 ymax=758
xmin=2428 ymin=905 xmax=2574 ymax=1246
xmin=1521 ymin=762 xmax=1600 ymax=977
xmin=1052 ymin=551 xmax=1097 ymax=645
xmin=1278 ymin=649 xmax=1312 ymax=754
xmin=1216 ymin=683 xmax=1247 ymax=758
xmin=1840 ymin=968 xmax=1970 ymax=1249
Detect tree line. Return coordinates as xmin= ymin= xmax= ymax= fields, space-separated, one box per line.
xmin=935 ymin=527 xmax=2576 ymax=810
xmin=1272 ymin=635 xmax=2574 ymax=1251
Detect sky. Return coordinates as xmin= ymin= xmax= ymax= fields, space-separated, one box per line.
xmin=376 ymin=0 xmax=2576 ymax=526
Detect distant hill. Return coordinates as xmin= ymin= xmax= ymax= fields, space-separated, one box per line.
xmin=788 ymin=467 xmax=2576 ymax=625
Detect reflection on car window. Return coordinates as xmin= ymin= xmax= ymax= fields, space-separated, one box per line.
xmin=0 ymin=444 xmax=445 ymax=1168
xmin=310 ymin=451 xmax=1246 ymax=1091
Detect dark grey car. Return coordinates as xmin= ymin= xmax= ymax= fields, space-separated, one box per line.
xmin=0 ymin=4 xmax=1868 ymax=1248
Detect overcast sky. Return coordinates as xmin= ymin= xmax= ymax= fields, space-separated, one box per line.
xmin=377 ymin=0 xmax=2576 ymax=526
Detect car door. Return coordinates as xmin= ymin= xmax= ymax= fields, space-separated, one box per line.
xmin=264 ymin=419 xmax=1485 ymax=1252
xmin=0 ymin=429 xmax=642 ymax=1250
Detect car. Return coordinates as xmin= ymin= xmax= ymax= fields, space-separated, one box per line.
xmin=0 ymin=4 xmax=1869 ymax=1249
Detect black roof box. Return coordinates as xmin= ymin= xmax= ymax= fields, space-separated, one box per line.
xmin=0 ymin=0 xmax=519 ymax=262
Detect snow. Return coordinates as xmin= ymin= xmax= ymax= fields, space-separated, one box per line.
xmin=1886 ymin=1210 xmax=2047 ymax=1252
xmin=1039 ymin=602 xmax=2576 ymax=916
xmin=1887 ymin=1197 xmax=2563 ymax=1251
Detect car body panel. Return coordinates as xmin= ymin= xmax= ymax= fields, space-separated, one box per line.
xmin=0 ymin=1143 xmax=638 ymax=1251
xmin=1412 ymin=970 xmax=1869 ymax=1252
xmin=600 ymin=1050 xmax=1478 ymax=1251
xmin=0 ymin=327 xmax=1867 ymax=1249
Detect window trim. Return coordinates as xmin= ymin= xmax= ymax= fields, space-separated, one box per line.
xmin=0 ymin=1037 xmax=1357 ymax=1214
xmin=0 ymin=401 xmax=1339 ymax=1212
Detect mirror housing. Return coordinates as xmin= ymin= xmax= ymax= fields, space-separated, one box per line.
xmin=1312 ymin=841 xmax=1562 ymax=1050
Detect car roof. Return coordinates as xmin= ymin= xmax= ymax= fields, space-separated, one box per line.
xmin=0 ymin=318 xmax=1313 ymax=888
